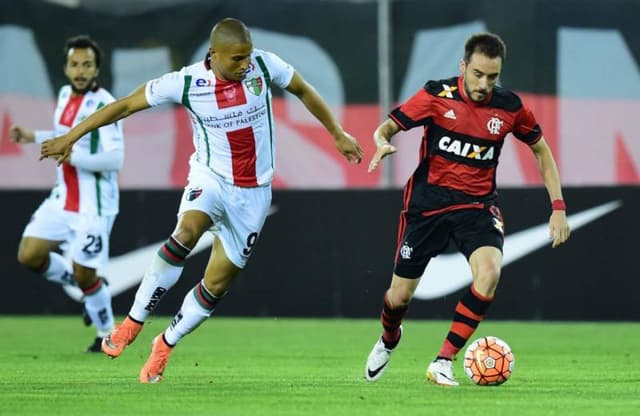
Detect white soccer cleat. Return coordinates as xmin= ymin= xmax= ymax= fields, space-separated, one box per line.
xmin=365 ymin=326 xmax=402 ymax=382
xmin=426 ymin=358 xmax=459 ymax=386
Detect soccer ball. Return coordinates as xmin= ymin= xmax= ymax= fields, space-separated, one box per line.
xmin=463 ymin=336 xmax=515 ymax=385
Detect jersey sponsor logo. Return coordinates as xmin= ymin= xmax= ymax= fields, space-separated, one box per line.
xmin=444 ymin=109 xmax=456 ymax=119
xmin=438 ymin=136 xmax=495 ymax=161
xmin=487 ymin=117 xmax=504 ymax=135
xmin=438 ymin=84 xmax=457 ymax=98
xmin=244 ymin=77 xmax=263 ymax=96
xmin=195 ymin=78 xmax=213 ymax=87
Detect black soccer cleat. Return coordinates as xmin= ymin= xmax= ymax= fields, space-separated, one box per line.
xmin=86 ymin=337 xmax=104 ymax=353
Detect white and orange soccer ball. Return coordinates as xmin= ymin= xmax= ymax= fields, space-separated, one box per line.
xmin=463 ymin=336 xmax=515 ymax=386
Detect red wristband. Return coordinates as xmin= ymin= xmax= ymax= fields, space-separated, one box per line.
xmin=552 ymin=199 xmax=566 ymax=211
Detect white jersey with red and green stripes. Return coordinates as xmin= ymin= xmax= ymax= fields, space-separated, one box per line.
xmin=144 ymin=48 xmax=295 ymax=187
xmin=49 ymin=85 xmax=123 ymax=216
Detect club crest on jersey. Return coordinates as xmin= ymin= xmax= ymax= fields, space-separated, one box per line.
xmin=438 ymin=136 xmax=495 ymax=160
xmin=487 ymin=117 xmax=504 ymax=135
xmin=438 ymin=84 xmax=458 ymax=98
xmin=186 ymin=187 xmax=203 ymax=201
xmin=244 ymin=77 xmax=263 ymax=96
xmin=400 ymin=243 xmax=413 ymax=260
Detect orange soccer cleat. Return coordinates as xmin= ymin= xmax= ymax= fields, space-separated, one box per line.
xmin=139 ymin=334 xmax=174 ymax=383
xmin=101 ymin=316 xmax=142 ymax=358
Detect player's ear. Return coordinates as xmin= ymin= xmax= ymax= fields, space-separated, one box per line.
xmin=459 ymin=58 xmax=466 ymax=74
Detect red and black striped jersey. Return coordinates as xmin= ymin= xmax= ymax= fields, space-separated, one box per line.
xmin=390 ymin=76 xmax=542 ymax=215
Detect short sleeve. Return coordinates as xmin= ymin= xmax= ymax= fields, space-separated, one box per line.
xmin=512 ymin=105 xmax=543 ymax=145
xmin=145 ymin=70 xmax=185 ymax=107
xmin=389 ymin=88 xmax=434 ymax=130
xmin=258 ymin=51 xmax=295 ymax=89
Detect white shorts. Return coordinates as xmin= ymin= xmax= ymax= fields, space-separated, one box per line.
xmin=178 ymin=165 xmax=272 ymax=268
xmin=23 ymin=197 xmax=116 ymax=270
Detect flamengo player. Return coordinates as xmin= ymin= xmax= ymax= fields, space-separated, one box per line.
xmin=40 ymin=18 xmax=362 ymax=382
xmin=364 ymin=33 xmax=569 ymax=385
xmin=11 ymin=36 xmax=122 ymax=352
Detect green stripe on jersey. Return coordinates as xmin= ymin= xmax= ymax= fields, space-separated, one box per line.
xmin=181 ymin=75 xmax=211 ymax=166
xmin=90 ymin=101 xmax=105 ymax=216
xmin=255 ymin=56 xmax=274 ymax=168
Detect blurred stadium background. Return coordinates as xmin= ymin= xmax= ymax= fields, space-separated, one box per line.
xmin=1 ymin=0 xmax=638 ymax=320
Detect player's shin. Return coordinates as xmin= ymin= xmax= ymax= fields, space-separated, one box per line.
xmin=163 ymin=279 xmax=222 ymax=346
xmin=381 ymin=291 xmax=407 ymax=349
xmin=438 ymin=284 xmax=494 ymax=359
xmin=128 ymin=236 xmax=191 ymax=322
xmin=82 ymin=278 xmax=114 ymax=337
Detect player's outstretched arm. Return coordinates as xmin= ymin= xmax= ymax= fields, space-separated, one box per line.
xmin=530 ymin=137 xmax=570 ymax=248
xmin=40 ymin=84 xmax=150 ymax=164
xmin=285 ymin=72 xmax=362 ymax=164
xmin=367 ymin=119 xmax=400 ymax=173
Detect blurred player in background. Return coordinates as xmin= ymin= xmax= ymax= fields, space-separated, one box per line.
xmin=40 ymin=18 xmax=362 ymax=382
xmin=364 ymin=32 xmax=570 ymax=385
xmin=11 ymin=35 xmax=123 ymax=352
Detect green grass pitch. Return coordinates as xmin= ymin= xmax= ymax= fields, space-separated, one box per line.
xmin=0 ymin=317 xmax=638 ymax=415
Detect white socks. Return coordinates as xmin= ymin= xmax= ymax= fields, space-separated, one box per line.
xmin=164 ymin=280 xmax=222 ymax=346
xmin=128 ymin=236 xmax=191 ymax=322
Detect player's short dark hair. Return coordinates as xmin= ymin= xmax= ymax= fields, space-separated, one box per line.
xmin=64 ymin=35 xmax=103 ymax=68
xmin=464 ymin=33 xmax=506 ymax=63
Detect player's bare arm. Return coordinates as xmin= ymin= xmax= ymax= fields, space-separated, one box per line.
xmin=285 ymin=71 xmax=362 ymax=163
xmin=9 ymin=125 xmax=35 ymax=144
xmin=530 ymin=137 xmax=570 ymax=248
xmin=367 ymin=118 xmax=400 ymax=173
xmin=40 ymin=84 xmax=150 ymax=164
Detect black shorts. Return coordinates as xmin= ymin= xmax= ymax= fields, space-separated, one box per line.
xmin=393 ymin=204 xmax=504 ymax=279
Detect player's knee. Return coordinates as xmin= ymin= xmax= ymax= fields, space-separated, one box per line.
xmin=474 ymin=263 xmax=501 ymax=294
xmin=388 ymin=289 xmax=413 ymax=308
xmin=171 ymin=228 xmax=200 ymax=249
xmin=16 ymin=246 xmax=46 ymax=270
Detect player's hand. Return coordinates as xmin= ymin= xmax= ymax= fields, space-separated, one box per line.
xmin=9 ymin=125 xmax=35 ymax=144
xmin=334 ymin=131 xmax=363 ymax=164
xmin=40 ymin=135 xmax=74 ymax=165
xmin=368 ymin=143 xmax=397 ymax=173
xmin=549 ymin=210 xmax=570 ymax=248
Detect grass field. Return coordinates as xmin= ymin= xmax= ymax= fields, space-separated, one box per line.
xmin=0 ymin=317 xmax=638 ymax=416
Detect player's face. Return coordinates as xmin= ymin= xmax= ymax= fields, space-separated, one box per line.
xmin=64 ymin=48 xmax=99 ymax=95
xmin=210 ymin=42 xmax=253 ymax=82
xmin=461 ymin=52 xmax=502 ymax=102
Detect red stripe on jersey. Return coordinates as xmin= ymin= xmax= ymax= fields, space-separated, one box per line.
xmin=62 ymin=162 xmax=80 ymax=212
xmin=226 ymin=127 xmax=258 ymax=187
xmin=59 ymin=95 xmax=84 ymax=127
xmin=427 ymin=155 xmax=495 ymax=196
xmin=215 ymin=80 xmax=247 ymax=109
